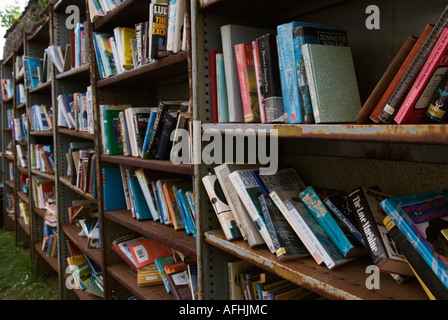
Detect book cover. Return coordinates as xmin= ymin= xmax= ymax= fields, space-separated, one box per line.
xmin=383 ymin=216 xmax=448 ymax=300
xmin=137 ymin=263 xmax=163 ymax=287
xmin=256 ymin=33 xmax=284 ymax=123
xmin=135 ymin=168 xmax=161 ymax=221
xmin=302 ymin=44 xmax=361 ymax=123
xmin=300 ymin=186 xmax=365 ymax=257
xmin=124 ymin=107 xmax=149 ymax=157
xmin=292 ymin=25 xmax=348 ymax=124
xmin=133 ymin=111 xmax=151 ymax=157
xmin=120 ymin=27 xmax=136 ymax=70
xmin=166 ymin=0 xmax=184 ymax=53
xmin=202 ymin=174 xmax=241 ymax=241
xmin=103 ymin=109 xmax=123 ymax=155
xmin=216 ymin=52 xmax=229 ymax=122
xmin=251 ymin=166 xmax=306 ymax=195
xmin=165 ymin=265 xmax=193 ymax=300
xmin=127 ymin=175 xmax=152 ymax=220
xmin=394 ymin=28 xmax=448 ymax=124
xmin=155 ymin=255 xmax=175 ymax=293
xmin=174 ymin=187 xmax=196 ymax=238
xmin=26 ymin=57 xmax=41 ymax=89
xmin=129 ymin=238 xmax=172 ymax=269
xmin=284 ymin=199 xmax=357 ymax=269
xmin=141 ymin=108 xmax=158 ymax=158
xmin=380 ymin=188 xmax=448 ymax=290
xmin=220 ymin=24 xmax=273 ymax=122
xmin=102 ymin=167 xmax=126 ymax=211
xmin=227 ymin=259 xmax=258 ymax=300
xmin=234 ymin=43 xmax=261 ymax=123
xmin=213 ymin=163 xmax=265 ymax=248
xmin=149 ymin=3 xmax=168 ymax=59
xmin=258 ymin=194 xmax=309 ymax=260
xmin=228 ymin=169 xmax=276 ymax=253
xmin=347 ymin=187 xmax=413 ymax=276
xmin=156 ymin=111 xmax=178 ymax=160
xmin=163 ymin=181 xmax=189 ymax=230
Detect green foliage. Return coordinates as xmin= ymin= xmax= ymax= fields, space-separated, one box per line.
xmin=0 ymin=230 xmax=59 ymax=300
xmin=0 ymin=1 xmax=23 ymax=29
xmin=38 ymin=0 xmax=54 ymax=10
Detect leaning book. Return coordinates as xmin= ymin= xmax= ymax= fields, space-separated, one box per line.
xmin=380 ymin=188 xmax=448 ymax=290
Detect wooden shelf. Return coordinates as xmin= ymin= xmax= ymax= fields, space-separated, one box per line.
xmin=57 ymin=128 xmax=94 ymax=140
xmin=17 ymin=166 xmax=28 ymax=175
xmin=101 ymin=154 xmax=194 ymax=175
xmin=26 ymin=16 xmax=50 ymax=42
xmin=104 ymin=209 xmax=197 ymax=259
xmin=59 ymin=176 xmax=97 ymax=202
xmin=4 ymin=180 xmax=15 ymax=189
xmin=56 ymin=64 xmax=90 ymax=81
xmin=30 ymin=130 xmax=53 ymax=136
xmin=34 ymin=242 xmax=59 ymax=273
xmin=17 ymin=191 xmax=28 ymax=204
xmin=61 ymin=272 xmax=103 ymax=300
xmin=17 ymin=217 xmax=30 ymax=236
xmin=202 ymin=123 xmax=448 ymax=146
xmin=28 ymin=80 xmax=52 ymax=94
xmin=31 ymin=168 xmax=55 ymax=181
xmin=33 ymin=207 xmax=47 ymax=220
xmin=205 ymin=230 xmax=428 ymax=300
xmin=93 ymin=0 xmax=150 ymax=31
xmin=96 ymin=51 xmax=188 ymax=88
xmin=107 ymin=263 xmax=174 ymax=300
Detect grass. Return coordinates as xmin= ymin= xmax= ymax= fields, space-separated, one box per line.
xmin=0 ymin=230 xmax=59 ymax=300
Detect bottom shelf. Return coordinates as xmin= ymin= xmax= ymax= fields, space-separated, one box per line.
xmin=34 ymin=242 xmax=58 ymax=272
xmin=204 ymin=230 xmax=429 ymax=300
xmin=107 ymin=263 xmax=174 ymax=300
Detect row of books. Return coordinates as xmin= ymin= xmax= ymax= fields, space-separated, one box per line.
xmin=42 ymin=202 xmax=58 ymax=258
xmin=359 ymin=7 xmax=448 ymax=124
xmin=29 ymin=104 xmax=53 ymax=132
xmin=5 ymin=109 xmax=13 ymax=129
xmin=16 ymin=144 xmax=28 ymax=168
xmin=104 ymin=166 xmax=195 ymax=236
xmin=112 ymin=234 xmax=198 ymax=299
xmin=92 ymin=0 xmax=185 ymax=79
xmin=12 ymin=114 xmax=27 ymax=142
xmin=211 ymin=22 xmax=361 ymax=124
xmin=16 ymin=84 xmax=26 ymax=104
xmin=227 ymin=259 xmax=322 ymax=300
xmin=23 ymin=55 xmax=51 ymax=89
xmin=1 ymin=79 xmax=14 ymax=101
xmin=87 ymin=0 xmax=125 ymax=22
xmin=31 ymin=177 xmax=55 ymax=209
xmin=100 ymin=100 xmax=190 ymax=161
xmin=204 ymin=164 xmax=448 ymax=299
xmin=19 ymin=200 xmax=30 ymax=225
xmin=65 ymin=142 xmax=97 ymax=197
xmin=57 ymin=90 xmax=94 ymax=134
xmin=30 ymin=144 xmax=55 ymax=175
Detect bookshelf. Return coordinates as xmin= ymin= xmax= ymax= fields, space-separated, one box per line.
xmin=191 ymin=0 xmax=448 ymax=300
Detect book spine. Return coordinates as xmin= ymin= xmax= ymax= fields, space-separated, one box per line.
xmin=356 ymin=36 xmax=417 ymax=123
xmin=258 ymin=194 xmax=281 ymax=254
xmin=277 ymin=22 xmax=303 ymax=123
xmin=228 ymin=171 xmax=275 ymax=253
xmin=379 ymin=7 xmax=448 ymax=123
xmin=380 ymin=199 xmax=448 ymax=290
xmin=208 ymin=50 xmax=221 ymax=123
xmin=300 ymin=187 xmax=351 ymax=256
xmin=394 ymin=28 xmax=448 ymax=124
xmin=216 ymin=53 xmax=229 ymax=122
xmin=369 ymin=26 xmax=432 ymax=123
xmin=149 ymin=3 xmax=168 ymax=59
xmin=252 ymin=40 xmax=266 ymax=123
xmin=234 ymin=43 xmax=259 ymax=123
xmin=347 ymin=188 xmax=387 ymax=267
xmin=258 ymin=34 xmax=284 ymax=123
xmin=144 ymin=103 xmax=167 ymax=158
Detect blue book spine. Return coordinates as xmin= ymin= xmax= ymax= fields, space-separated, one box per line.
xmin=141 ymin=108 xmax=157 ymax=156
xmin=93 ymin=33 xmax=106 ymax=79
xmin=380 ymin=189 xmax=448 ymax=290
xmin=216 ymin=53 xmax=229 ymax=122
xmin=174 ymin=188 xmax=191 ymax=235
xmin=103 ymin=167 xmax=126 ymax=210
xmin=127 ymin=176 xmax=152 ymax=220
xmin=300 ymin=186 xmax=352 ymax=256
xmin=179 ymin=189 xmax=196 ymax=239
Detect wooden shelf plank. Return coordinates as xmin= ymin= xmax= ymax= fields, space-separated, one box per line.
xmin=61 ymin=223 xmax=102 ymax=266
xmin=59 ymin=176 xmax=97 ymax=202
xmin=34 ymin=242 xmax=59 ymax=273
xmin=205 ymin=229 xmax=429 ymax=300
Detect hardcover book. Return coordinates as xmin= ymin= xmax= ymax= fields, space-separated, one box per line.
xmin=256 ymin=33 xmax=283 ymax=123
xmin=228 ymin=169 xmax=276 ymax=253
xmin=292 ymin=25 xmax=348 ymax=124
xmin=394 ymin=28 xmax=448 ymax=124
xmin=102 ymin=167 xmax=126 ymax=211
xmin=103 ymin=109 xmax=123 ymax=155
xmin=302 ymin=44 xmax=361 ymax=123
xmin=258 ymin=194 xmax=309 ymax=260
xmin=149 ymin=3 xmax=168 ymax=59
xmin=127 ymin=175 xmax=153 ymax=220
xmin=202 ymin=174 xmax=241 ymax=241
xmin=220 ymin=24 xmax=273 ymax=122
xmin=380 ymin=188 xmax=448 ymax=290
xmin=216 ymin=53 xmax=229 ymax=122
xmin=208 ymin=50 xmax=222 ymax=123
xmin=252 ymin=40 xmax=266 ymax=123
xmin=156 ymin=111 xmax=178 ymax=160
xmin=300 ymin=186 xmax=366 ymax=258
xmin=213 ymin=163 xmax=265 ymax=248
xmin=234 ymin=43 xmax=261 ymax=123
xmin=347 ymin=187 xmax=414 ymax=276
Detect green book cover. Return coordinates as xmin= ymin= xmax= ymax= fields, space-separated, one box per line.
xmin=302 ymin=44 xmax=361 ymax=123
xmin=104 ymin=109 xmax=123 ymax=155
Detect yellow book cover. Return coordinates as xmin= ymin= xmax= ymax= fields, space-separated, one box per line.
xmin=137 ymin=263 xmax=163 ymax=287
xmin=121 ymin=27 xmax=136 ymax=70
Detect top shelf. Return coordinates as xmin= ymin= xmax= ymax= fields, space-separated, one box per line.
xmin=93 ymin=0 xmax=151 ymax=31
xmin=202 ymin=123 xmax=448 ymax=145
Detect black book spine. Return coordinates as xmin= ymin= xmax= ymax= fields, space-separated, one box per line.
xmin=156 ymin=112 xmax=178 ymax=160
